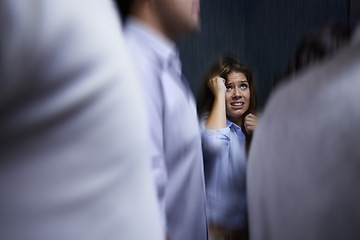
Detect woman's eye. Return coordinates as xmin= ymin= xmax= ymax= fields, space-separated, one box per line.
xmin=226 ymin=85 xmax=232 ymax=90
xmin=240 ymin=84 xmax=248 ymax=89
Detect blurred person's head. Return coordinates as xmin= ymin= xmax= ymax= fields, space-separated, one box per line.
xmin=121 ymin=0 xmax=201 ymax=42
xmin=276 ymin=21 xmax=358 ymax=87
xmin=198 ymin=56 xmax=257 ymax=151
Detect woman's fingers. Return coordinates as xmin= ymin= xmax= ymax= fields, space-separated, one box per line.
xmin=244 ymin=113 xmax=259 ymax=134
xmin=208 ymin=76 xmax=226 ymax=96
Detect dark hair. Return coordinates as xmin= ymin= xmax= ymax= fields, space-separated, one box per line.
xmin=197 ymin=56 xmax=257 ymax=153
xmin=276 ymin=21 xmax=358 ymax=86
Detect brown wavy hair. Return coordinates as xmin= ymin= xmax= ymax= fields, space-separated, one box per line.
xmin=197 ymin=56 xmax=257 ymax=154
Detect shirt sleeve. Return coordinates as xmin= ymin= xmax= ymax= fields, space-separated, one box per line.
xmin=200 ymin=118 xmax=231 ymax=158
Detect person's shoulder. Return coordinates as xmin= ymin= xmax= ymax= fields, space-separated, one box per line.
xmin=125 ymin=29 xmax=162 ymax=76
xmin=261 ymin=38 xmax=360 ymax=131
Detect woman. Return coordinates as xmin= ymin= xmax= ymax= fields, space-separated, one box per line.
xmin=198 ymin=56 xmax=258 ymax=240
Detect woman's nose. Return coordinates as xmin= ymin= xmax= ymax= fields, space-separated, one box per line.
xmin=233 ymin=87 xmax=241 ymax=98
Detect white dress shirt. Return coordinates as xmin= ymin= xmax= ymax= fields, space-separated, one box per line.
xmin=125 ymin=17 xmax=208 ymax=240
xmin=0 ymin=1 xmax=163 ymax=239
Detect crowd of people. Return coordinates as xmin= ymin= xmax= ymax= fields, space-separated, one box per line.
xmin=1 ymin=0 xmax=359 ymax=240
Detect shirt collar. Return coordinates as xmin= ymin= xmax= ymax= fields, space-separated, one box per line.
xmin=125 ymin=17 xmax=180 ymax=70
xmin=227 ymin=119 xmax=241 ymax=130
xmin=227 ymin=119 xmax=246 ymax=141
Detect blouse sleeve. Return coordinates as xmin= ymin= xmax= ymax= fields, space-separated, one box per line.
xmin=200 ymin=118 xmax=231 ymax=159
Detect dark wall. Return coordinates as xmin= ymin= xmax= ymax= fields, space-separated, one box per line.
xmin=178 ymin=0 xmax=245 ymax=101
xmin=178 ymin=0 xmax=349 ymax=111
xmin=350 ymin=0 xmax=360 ymax=20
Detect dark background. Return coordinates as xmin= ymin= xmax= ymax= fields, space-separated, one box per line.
xmin=178 ymin=0 xmax=351 ymax=111
xmin=118 ymin=0 xmax=358 ymax=111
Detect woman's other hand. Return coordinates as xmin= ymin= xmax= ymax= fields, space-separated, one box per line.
xmin=244 ymin=113 xmax=258 ymax=134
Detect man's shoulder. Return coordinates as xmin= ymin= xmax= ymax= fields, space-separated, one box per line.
xmin=125 ymin=30 xmax=162 ymax=74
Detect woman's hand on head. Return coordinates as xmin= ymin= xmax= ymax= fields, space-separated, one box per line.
xmin=206 ymin=76 xmax=227 ymax=130
xmin=244 ymin=113 xmax=258 ymax=134
xmin=208 ymin=76 xmax=226 ymax=98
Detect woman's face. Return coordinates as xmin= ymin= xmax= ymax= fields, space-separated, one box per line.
xmin=225 ymin=71 xmax=250 ymax=123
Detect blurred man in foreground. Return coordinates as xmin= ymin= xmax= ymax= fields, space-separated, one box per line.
xmin=0 ymin=1 xmax=162 ymax=239
xmin=248 ymin=22 xmax=360 ymax=240
xmin=122 ymin=0 xmax=208 ymax=239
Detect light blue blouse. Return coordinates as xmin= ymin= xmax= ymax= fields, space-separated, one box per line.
xmin=201 ymin=117 xmax=247 ymax=229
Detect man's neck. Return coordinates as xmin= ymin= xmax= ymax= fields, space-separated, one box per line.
xmin=130 ymin=5 xmax=177 ymax=43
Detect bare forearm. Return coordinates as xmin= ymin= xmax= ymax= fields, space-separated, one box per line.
xmin=206 ymin=95 xmax=227 ymax=130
